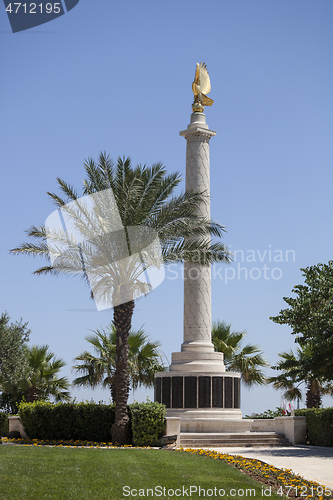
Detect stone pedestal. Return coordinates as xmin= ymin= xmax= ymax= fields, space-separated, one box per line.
xmin=155 ymin=112 xmax=242 ymax=431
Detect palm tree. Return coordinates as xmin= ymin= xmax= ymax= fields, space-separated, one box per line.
xmin=1 ymin=345 xmax=70 ymax=411
xmin=72 ymin=324 xmax=166 ymax=401
xmin=212 ymin=321 xmax=268 ymax=386
xmin=11 ymin=153 xmax=230 ymax=443
xmin=268 ymin=346 xmax=333 ymax=408
xmin=23 ymin=345 xmax=71 ymax=403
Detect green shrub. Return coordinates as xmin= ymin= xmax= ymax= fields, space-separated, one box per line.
xmin=0 ymin=412 xmax=9 ymax=437
xmin=18 ymin=401 xmax=166 ymax=445
xmin=244 ymin=407 xmax=289 ymax=419
xmin=130 ymin=401 xmax=166 ymax=447
xmin=295 ymin=407 xmax=333 ymax=447
xmin=19 ymin=401 xmax=115 ymax=442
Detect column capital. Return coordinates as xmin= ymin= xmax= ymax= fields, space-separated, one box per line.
xmin=179 ymin=112 xmax=216 ymax=139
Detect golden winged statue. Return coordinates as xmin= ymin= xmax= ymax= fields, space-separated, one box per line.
xmin=192 ymin=62 xmax=214 ymax=113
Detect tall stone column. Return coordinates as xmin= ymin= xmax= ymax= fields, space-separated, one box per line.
xmin=169 ymin=111 xmax=225 ymax=372
xmin=181 ymin=112 xmax=215 ymax=354
xmin=154 ymin=108 xmax=242 ymax=431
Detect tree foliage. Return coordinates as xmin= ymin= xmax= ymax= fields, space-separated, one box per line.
xmin=268 ymin=346 xmax=333 ymax=408
xmin=0 ymin=312 xmax=30 ymax=396
xmin=211 ymin=320 xmax=268 ymax=386
xmin=11 ymin=153 xmax=231 ymax=443
xmin=22 ymin=345 xmax=71 ymax=403
xmin=270 ymin=261 xmax=333 ymax=381
xmin=0 ymin=315 xmax=70 ymax=412
xmin=72 ymin=324 xmax=166 ymax=401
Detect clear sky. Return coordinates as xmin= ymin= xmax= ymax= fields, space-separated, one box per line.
xmin=1 ymin=0 xmax=332 ymax=416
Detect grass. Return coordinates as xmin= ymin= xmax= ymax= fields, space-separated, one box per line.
xmin=1 ymin=440 xmax=332 ymax=500
xmin=0 ymin=445 xmax=287 ymax=500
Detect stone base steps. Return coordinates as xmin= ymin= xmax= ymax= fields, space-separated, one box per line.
xmin=179 ymin=431 xmax=290 ymax=448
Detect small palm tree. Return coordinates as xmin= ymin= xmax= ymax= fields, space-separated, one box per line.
xmin=268 ymin=346 xmax=333 ymax=408
xmin=212 ymin=321 xmax=268 ymax=386
xmin=128 ymin=329 xmax=166 ymax=393
xmin=11 ymin=154 xmax=230 ymax=443
xmin=23 ymin=345 xmax=71 ymax=403
xmin=1 ymin=345 xmax=71 ymax=410
xmin=72 ymin=325 xmax=165 ymax=401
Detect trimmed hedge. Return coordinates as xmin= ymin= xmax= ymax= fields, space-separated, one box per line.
xmin=0 ymin=412 xmax=9 ymax=437
xmin=295 ymin=407 xmax=333 ymax=447
xmin=130 ymin=401 xmax=166 ymax=447
xmin=18 ymin=401 xmax=166 ymax=445
xmin=19 ymin=401 xmax=115 ymax=442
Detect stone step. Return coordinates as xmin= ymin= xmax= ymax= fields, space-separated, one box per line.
xmin=179 ymin=432 xmax=290 ymax=448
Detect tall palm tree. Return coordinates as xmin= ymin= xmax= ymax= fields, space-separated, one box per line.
xmin=212 ymin=321 xmax=268 ymax=386
xmin=268 ymin=346 xmax=333 ymax=408
xmin=11 ymin=153 xmax=230 ymax=443
xmin=72 ymin=324 xmax=165 ymax=401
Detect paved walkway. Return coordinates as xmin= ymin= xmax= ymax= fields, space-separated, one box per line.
xmin=204 ymin=445 xmax=333 ymax=489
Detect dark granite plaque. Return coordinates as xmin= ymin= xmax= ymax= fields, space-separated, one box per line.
xmin=224 ymin=377 xmax=233 ymax=408
xmin=162 ymin=377 xmax=171 ymax=408
xmin=172 ymin=377 xmax=183 ymax=408
xmin=154 ymin=377 xmax=161 ymax=404
xmin=234 ymin=378 xmax=240 ymax=408
xmin=199 ymin=376 xmax=211 ymax=408
xmin=185 ymin=377 xmax=197 ymax=408
xmin=212 ymin=377 xmax=223 ymax=408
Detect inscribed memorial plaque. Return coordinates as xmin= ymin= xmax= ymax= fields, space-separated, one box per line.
xmin=172 ymin=377 xmax=183 ymax=408
xmin=212 ymin=377 xmax=223 ymax=408
xmin=225 ymin=377 xmax=233 ymax=408
xmin=185 ymin=377 xmax=197 ymax=408
xmin=162 ymin=377 xmax=171 ymax=408
xmin=199 ymin=376 xmax=211 ymax=408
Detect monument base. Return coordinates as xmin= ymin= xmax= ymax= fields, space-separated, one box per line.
xmin=154 ymin=369 xmax=242 ymax=432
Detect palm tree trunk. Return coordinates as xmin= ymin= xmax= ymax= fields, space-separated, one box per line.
xmin=111 ymin=299 xmax=135 ymax=445
xmin=110 ymin=380 xmax=116 ymax=404
xmin=25 ymin=385 xmax=38 ymax=403
xmin=306 ymin=380 xmax=322 ymax=408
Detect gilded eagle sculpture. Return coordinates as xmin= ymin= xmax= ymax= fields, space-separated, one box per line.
xmin=192 ymin=62 xmax=214 ymax=113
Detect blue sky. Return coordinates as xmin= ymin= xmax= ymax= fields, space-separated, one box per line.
xmin=1 ymin=0 xmax=332 ymax=415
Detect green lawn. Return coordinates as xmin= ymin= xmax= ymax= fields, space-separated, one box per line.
xmin=0 ymin=446 xmax=285 ymax=500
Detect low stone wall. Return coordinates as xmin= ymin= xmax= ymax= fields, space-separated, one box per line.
xmin=165 ymin=417 xmax=180 ymax=448
xmin=165 ymin=416 xmax=307 ymax=447
xmin=250 ymin=419 xmax=277 ymax=432
xmin=8 ymin=416 xmax=28 ymax=439
xmin=250 ymin=416 xmax=306 ymax=445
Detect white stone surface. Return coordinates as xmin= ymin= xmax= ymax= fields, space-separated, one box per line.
xmin=8 ymin=416 xmax=28 ymax=438
xmin=154 ymin=112 xmax=242 ymax=429
xmin=171 ymin=112 xmax=222 ymax=372
xmin=165 ymin=417 xmax=181 ymax=448
xmin=274 ymin=416 xmax=306 ymax=445
xmin=249 ymin=417 xmax=306 ymax=445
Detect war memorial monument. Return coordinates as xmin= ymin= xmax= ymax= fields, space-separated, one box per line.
xmin=154 ymin=63 xmax=243 ymax=433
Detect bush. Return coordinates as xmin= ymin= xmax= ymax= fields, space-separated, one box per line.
xmin=19 ymin=401 xmax=115 ymax=442
xmin=130 ymin=401 xmax=166 ymax=447
xmin=244 ymin=407 xmax=290 ymax=419
xmin=18 ymin=401 xmax=167 ymax=445
xmin=0 ymin=412 xmax=9 ymax=437
xmin=295 ymin=407 xmax=333 ymax=447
